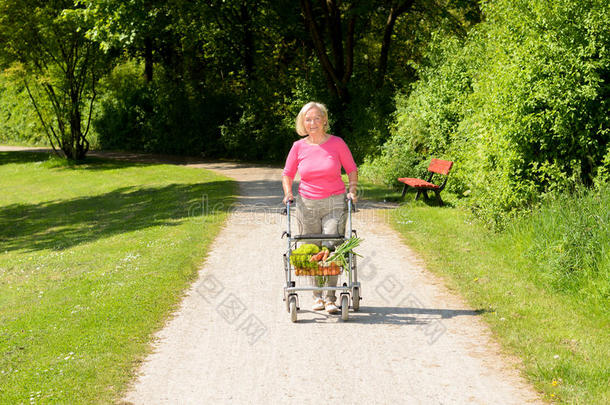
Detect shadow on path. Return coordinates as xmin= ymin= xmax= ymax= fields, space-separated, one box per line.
xmin=295 ymin=306 xmax=485 ymax=325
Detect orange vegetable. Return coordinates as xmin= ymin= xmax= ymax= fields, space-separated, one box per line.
xmin=322 ymin=250 xmax=329 ymax=262
xmin=309 ymin=251 xmax=324 ymax=262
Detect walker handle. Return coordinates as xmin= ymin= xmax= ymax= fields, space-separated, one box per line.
xmin=281 ymin=199 xmax=294 ymax=216
xmin=347 ymin=196 xmax=357 ymax=213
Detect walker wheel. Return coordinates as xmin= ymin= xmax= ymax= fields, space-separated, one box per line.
xmin=352 ymin=287 xmax=360 ymax=311
xmin=289 ymin=296 xmax=297 ymax=323
xmin=340 ymin=295 xmax=349 ymax=321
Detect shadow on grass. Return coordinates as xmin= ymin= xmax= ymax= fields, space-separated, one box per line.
xmin=0 ymin=151 xmax=156 ymax=171
xmin=0 ymin=182 xmax=235 ymax=252
xmin=0 ymin=151 xmax=52 ymax=165
xmin=384 ymin=192 xmax=456 ymax=208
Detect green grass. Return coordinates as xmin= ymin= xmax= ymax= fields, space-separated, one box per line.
xmin=359 ymin=179 xmax=609 ymax=404
xmin=0 ymin=152 xmax=236 ymax=404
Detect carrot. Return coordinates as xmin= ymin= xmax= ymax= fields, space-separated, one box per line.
xmin=322 ymin=249 xmax=329 ymax=262
xmin=309 ymin=252 xmax=322 ymax=262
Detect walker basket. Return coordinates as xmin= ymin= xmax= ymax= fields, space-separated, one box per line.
xmin=295 ymin=262 xmax=342 ymax=276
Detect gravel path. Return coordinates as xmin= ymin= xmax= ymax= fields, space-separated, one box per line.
xmin=1 ymin=147 xmax=542 ymax=404
xmin=123 ymin=162 xmax=541 ymax=405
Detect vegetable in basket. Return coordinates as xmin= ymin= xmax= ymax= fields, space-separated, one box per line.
xmin=289 ymin=243 xmax=320 ymax=269
xmin=325 ymin=237 xmax=363 ymax=268
xmin=309 ymin=247 xmax=329 ymax=262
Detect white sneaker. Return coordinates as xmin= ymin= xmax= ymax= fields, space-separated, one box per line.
xmin=325 ymin=302 xmax=340 ymax=314
xmin=312 ymin=298 xmax=325 ymax=311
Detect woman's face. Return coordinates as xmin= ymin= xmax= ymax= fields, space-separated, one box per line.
xmin=304 ymin=107 xmax=326 ymax=136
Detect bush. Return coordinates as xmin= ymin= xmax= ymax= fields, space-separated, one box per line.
xmin=93 ymin=61 xmax=327 ymax=162
xmin=0 ymin=72 xmax=47 ymax=145
xmin=366 ymin=0 xmax=610 ymax=227
xmin=219 ymin=78 xmax=300 ymax=162
xmin=93 ymin=61 xmax=235 ymax=157
xmin=361 ymin=33 xmax=480 ymax=190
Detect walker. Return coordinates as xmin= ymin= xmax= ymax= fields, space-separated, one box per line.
xmin=281 ymin=198 xmax=361 ymax=322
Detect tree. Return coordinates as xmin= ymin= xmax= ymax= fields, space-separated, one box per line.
xmin=298 ymin=0 xmax=478 ymax=137
xmin=79 ymin=0 xmax=182 ymax=83
xmin=0 ymin=0 xmax=111 ymax=160
xmin=376 ymin=1 xmax=416 ymax=89
xmin=300 ymin=0 xmax=356 ymax=105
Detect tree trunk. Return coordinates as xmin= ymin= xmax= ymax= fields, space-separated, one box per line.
xmin=62 ymin=85 xmax=83 ymax=160
xmin=144 ymin=36 xmax=153 ymax=82
xmin=240 ymin=3 xmax=255 ymax=80
xmin=62 ymin=39 xmax=89 ymax=161
xmin=300 ymin=0 xmax=354 ymax=104
xmin=377 ymin=1 xmax=414 ymax=89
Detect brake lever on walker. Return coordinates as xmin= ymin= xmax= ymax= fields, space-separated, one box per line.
xmin=281 ymin=199 xmax=294 ymax=216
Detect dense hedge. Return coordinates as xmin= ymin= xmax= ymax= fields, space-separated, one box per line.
xmin=0 ymin=73 xmax=47 ymax=145
xmin=93 ymin=61 xmax=241 ymax=158
xmin=364 ymin=0 xmax=610 ymax=226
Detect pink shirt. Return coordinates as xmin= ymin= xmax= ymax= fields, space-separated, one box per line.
xmin=283 ymin=135 xmax=357 ymax=199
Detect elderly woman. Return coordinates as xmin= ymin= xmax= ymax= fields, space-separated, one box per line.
xmin=282 ymin=101 xmax=358 ymax=314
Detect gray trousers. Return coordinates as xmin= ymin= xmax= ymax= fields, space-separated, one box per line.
xmin=296 ymin=193 xmax=347 ymax=303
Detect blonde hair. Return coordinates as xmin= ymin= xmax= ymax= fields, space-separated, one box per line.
xmin=295 ymin=102 xmax=329 ymax=136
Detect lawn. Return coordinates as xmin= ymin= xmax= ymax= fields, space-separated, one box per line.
xmin=0 ymin=152 xmax=236 ymax=404
xmin=360 ymin=180 xmax=609 ymax=404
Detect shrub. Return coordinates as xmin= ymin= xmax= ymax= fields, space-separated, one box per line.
xmin=0 ymin=71 xmax=47 ymax=145
xmin=93 ymin=61 xmax=234 ymax=157
xmin=361 ymin=33 xmax=480 ymax=191
xmin=219 ymin=78 xmax=299 ymax=162
xmin=366 ymin=0 xmax=610 ymax=227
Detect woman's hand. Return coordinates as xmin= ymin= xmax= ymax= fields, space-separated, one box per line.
xmin=347 ymin=170 xmax=358 ymax=203
xmin=282 ymin=175 xmax=294 ymax=205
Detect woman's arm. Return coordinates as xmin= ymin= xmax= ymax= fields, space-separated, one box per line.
xmin=347 ymin=170 xmax=358 ymax=203
xmin=282 ymin=175 xmax=294 ymax=204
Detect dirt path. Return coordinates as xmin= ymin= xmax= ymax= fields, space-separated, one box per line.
xmin=1 ymin=147 xmax=542 ymax=404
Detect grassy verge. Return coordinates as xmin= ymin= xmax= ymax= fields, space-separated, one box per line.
xmin=359 ymin=179 xmax=609 ymax=404
xmin=0 ymin=152 xmax=236 ymax=404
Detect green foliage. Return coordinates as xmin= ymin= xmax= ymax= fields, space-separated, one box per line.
xmin=289 ymin=243 xmax=320 ymax=269
xmin=0 ymin=0 xmax=114 ymax=159
xmin=93 ymin=61 xmax=234 ymax=156
xmin=367 ymin=0 xmax=610 ymax=226
xmin=595 ymin=146 xmax=610 ymax=185
xmin=515 ymin=184 xmax=610 ymax=304
xmin=0 ymin=72 xmax=46 ymax=145
xmin=341 ymin=84 xmax=395 ymax=163
xmin=83 ymin=0 xmax=313 ymax=161
xmin=219 ymin=80 xmax=297 ymax=162
xmin=2 ymin=0 xmax=481 ymax=164
xmin=361 ymin=33 xmax=478 ymax=188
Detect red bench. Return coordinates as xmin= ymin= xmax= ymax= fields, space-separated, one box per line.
xmin=398 ymin=159 xmax=454 ymax=206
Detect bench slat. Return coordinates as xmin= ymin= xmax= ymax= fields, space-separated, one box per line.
xmin=428 ymin=158 xmax=453 ymax=175
xmin=397 ymin=177 xmax=440 ymax=189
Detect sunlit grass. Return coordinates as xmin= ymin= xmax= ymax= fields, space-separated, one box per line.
xmin=0 ymin=152 xmax=236 ymax=404
xmin=361 ymin=176 xmax=609 ymax=404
